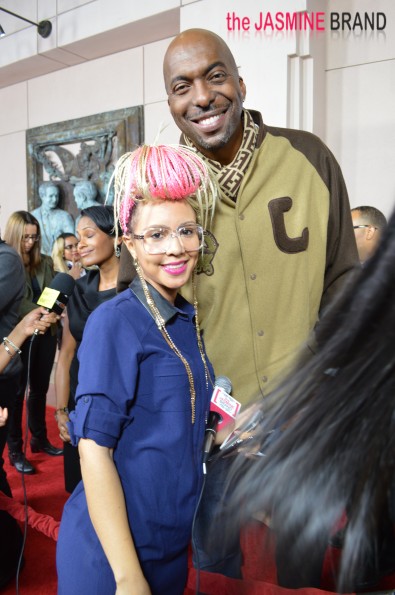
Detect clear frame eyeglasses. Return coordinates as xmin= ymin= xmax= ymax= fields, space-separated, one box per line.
xmin=23 ymin=234 xmax=40 ymax=242
xmin=133 ymin=224 xmax=205 ymax=255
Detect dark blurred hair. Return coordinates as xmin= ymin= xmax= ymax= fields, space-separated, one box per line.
xmin=3 ymin=210 xmax=42 ymax=275
xmin=80 ymin=205 xmax=121 ymax=238
xmin=226 ymin=209 xmax=395 ymax=592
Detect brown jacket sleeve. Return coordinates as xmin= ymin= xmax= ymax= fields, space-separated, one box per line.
xmin=319 ymin=147 xmax=360 ymax=314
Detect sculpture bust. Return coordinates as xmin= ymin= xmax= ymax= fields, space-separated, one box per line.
xmin=73 ymin=181 xmax=102 ymax=230
xmin=31 ymin=182 xmax=75 ymax=256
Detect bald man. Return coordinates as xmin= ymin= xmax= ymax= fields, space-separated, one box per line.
xmin=351 ymin=205 xmax=387 ymax=264
xmin=119 ymin=29 xmax=359 ymax=586
xmin=164 ymin=27 xmax=359 ymax=583
xmin=161 ymin=29 xmax=358 ymax=404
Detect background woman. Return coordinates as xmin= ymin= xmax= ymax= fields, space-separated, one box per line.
xmin=4 ymin=211 xmax=61 ymax=475
xmin=0 ymin=227 xmax=25 ymax=588
xmin=52 ymin=232 xmax=85 ymax=280
xmin=55 ymin=205 xmax=122 ymax=493
xmin=226 ymin=209 xmax=395 ymax=592
xmin=57 ymin=145 xmax=216 ymax=595
xmin=0 ymin=219 xmax=58 ymax=590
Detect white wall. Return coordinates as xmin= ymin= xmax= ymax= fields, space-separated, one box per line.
xmin=0 ymin=38 xmax=180 ymax=230
xmin=180 ymin=0 xmax=310 ymax=128
xmin=0 ymin=0 xmax=181 ymax=230
xmin=180 ymin=0 xmax=395 ymax=218
xmin=324 ymin=0 xmax=395 ymax=218
xmin=0 ymin=0 xmax=394 ymax=232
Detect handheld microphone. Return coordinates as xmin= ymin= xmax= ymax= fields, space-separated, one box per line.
xmin=202 ymin=376 xmax=241 ymax=465
xmin=219 ymin=409 xmax=264 ymax=454
xmin=33 ymin=272 xmax=76 ymax=335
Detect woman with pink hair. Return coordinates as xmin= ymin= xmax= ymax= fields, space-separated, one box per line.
xmin=57 ymin=145 xmax=217 ymax=595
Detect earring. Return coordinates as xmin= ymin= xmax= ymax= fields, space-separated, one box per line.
xmin=115 ymin=245 xmax=121 ymax=258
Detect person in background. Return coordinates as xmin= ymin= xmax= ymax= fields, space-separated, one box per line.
xmin=52 ymin=232 xmax=85 ymax=280
xmin=0 ymin=225 xmax=25 ymax=587
xmin=56 ymin=145 xmax=216 ymax=595
xmin=351 ymin=205 xmax=387 ymax=265
xmin=227 ymin=208 xmax=395 ymax=592
xmin=55 ymin=206 xmax=122 ymax=493
xmin=0 ymin=226 xmax=56 ymax=589
xmin=52 ymin=232 xmax=85 ymax=350
xmin=4 ymin=211 xmax=62 ymax=475
xmin=31 ymin=181 xmax=75 ymax=256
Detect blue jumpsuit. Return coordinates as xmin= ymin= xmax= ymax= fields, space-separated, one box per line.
xmin=57 ymin=278 xmax=213 ymax=595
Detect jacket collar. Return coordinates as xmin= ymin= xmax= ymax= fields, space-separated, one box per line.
xmin=130 ymin=276 xmax=193 ymax=324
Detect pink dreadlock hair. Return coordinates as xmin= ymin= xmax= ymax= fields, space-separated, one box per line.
xmin=112 ymin=144 xmax=216 ymax=240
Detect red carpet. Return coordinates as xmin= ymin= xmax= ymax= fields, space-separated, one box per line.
xmin=1 ymin=406 xmax=67 ymax=594
xmin=1 ymin=408 xmax=394 ymax=595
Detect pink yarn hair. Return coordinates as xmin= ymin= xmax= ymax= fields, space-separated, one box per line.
xmin=113 ymin=145 xmax=214 ymax=235
xmin=119 ymin=193 xmax=135 ymax=237
xmin=141 ymin=145 xmax=209 ymax=199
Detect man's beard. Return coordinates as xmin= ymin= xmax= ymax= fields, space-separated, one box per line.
xmin=190 ymin=123 xmax=234 ymax=155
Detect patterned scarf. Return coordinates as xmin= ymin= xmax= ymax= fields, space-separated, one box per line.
xmin=183 ymin=109 xmax=258 ymax=202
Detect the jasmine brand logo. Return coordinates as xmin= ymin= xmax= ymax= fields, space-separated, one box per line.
xmin=226 ymin=11 xmax=387 ymax=32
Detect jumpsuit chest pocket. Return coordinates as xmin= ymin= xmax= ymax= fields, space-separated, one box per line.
xmin=138 ymin=359 xmax=191 ymax=412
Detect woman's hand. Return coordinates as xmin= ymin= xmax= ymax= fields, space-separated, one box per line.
xmin=20 ymin=307 xmax=58 ymax=337
xmin=0 ymin=407 xmax=8 ymax=427
xmin=69 ymin=255 xmax=83 ymax=280
xmin=56 ymin=410 xmax=71 ymax=442
xmin=1 ymin=308 xmax=59 ymax=373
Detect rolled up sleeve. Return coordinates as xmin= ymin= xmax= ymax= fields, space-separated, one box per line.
xmin=68 ymin=396 xmax=134 ymax=448
xmin=68 ymin=299 xmax=141 ymax=449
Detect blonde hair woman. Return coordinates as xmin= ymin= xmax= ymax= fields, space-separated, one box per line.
xmin=52 ymin=232 xmax=85 ymax=280
xmin=57 ymin=145 xmax=217 ymax=595
xmin=4 ymin=211 xmax=62 ymax=475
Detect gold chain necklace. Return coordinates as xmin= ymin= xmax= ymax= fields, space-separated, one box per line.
xmin=135 ymin=262 xmax=213 ymax=424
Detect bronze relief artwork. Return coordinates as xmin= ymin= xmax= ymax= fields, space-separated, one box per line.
xmin=26 ymin=106 xmax=144 ymax=221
